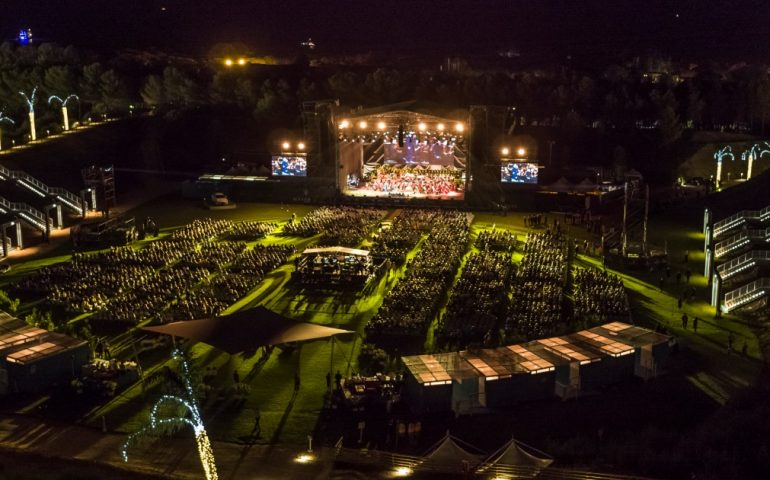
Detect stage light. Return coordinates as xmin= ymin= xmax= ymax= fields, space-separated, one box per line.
xmin=339 ymin=120 xmax=350 ymax=129
xmin=282 ymin=141 xmax=290 ymax=150
xmin=393 ymin=466 xmax=412 ymax=477
xmin=297 ymin=142 xmax=306 ymax=151
xmin=377 ymin=121 xmax=386 ymax=130
xmin=418 ymin=122 xmax=427 ymax=131
xmin=294 ymin=453 xmax=315 ymax=464
xmin=517 ymin=147 xmax=526 ymax=156
xmin=224 ymin=58 xmax=233 ymax=67
xmin=454 ymin=123 xmax=464 ymax=132
xmin=437 ymin=123 xmax=445 ymax=131
xmin=358 ymin=121 xmax=367 ymax=129
xmin=237 ymin=58 xmax=246 ymax=66
xmin=501 ymin=147 xmax=510 ymax=156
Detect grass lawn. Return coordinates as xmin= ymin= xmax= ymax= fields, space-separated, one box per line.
xmin=0 ymin=197 xmax=764 ymax=452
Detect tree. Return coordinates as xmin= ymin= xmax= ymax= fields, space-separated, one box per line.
xmin=141 ymin=75 xmax=165 ymax=108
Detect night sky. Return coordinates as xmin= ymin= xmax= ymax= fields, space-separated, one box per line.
xmin=1 ymin=0 xmax=769 ymax=61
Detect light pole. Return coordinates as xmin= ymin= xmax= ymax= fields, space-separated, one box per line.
xmin=0 ymin=112 xmax=14 ymax=151
xmin=19 ymin=87 xmax=38 ymax=141
xmin=48 ymin=94 xmax=79 ymax=131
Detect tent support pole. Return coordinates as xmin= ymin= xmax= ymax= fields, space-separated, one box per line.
xmin=329 ymin=335 xmax=335 ymax=393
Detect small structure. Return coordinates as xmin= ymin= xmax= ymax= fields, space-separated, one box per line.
xmin=418 ymin=432 xmax=485 ymax=474
xmin=0 ymin=311 xmax=89 ymax=395
xmin=402 ymin=322 xmax=670 ymax=414
xmin=476 ymin=437 xmax=554 ymax=478
xmin=293 ymin=246 xmax=376 ymax=287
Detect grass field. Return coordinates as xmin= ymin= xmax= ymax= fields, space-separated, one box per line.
xmin=0 ymin=196 xmax=764 ymax=456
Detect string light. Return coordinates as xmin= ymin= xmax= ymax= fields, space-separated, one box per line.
xmin=714 ymin=145 xmax=734 ymax=185
xmin=19 ymin=87 xmax=38 ymax=141
xmin=48 ymin=94 xmax=79 ymax=131
xmin=741 ymin=142 xmax=770 ymax=180
xmin=121 ymin=349 xmax=218 ymax=480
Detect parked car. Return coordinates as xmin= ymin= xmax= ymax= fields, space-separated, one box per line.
xmin=210 ymin=192 xmax=230 ymax=206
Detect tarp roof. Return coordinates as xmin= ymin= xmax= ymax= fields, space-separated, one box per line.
xmin=575 ymin=178 xmax=598 ymax=191
xmin=549 ymin=176 xmax=573 ymax=191
xmin=143 ymin=307 xmax=353 ymax=354
xmin=421 ymin=433 xmax=485 ymax=472
xmin=477 ymin=437 xmax=553 ymax=477
xmin=302 ymin=247 xmax=370 ymax=256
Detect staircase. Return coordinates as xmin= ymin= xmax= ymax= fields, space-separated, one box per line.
xmin=0 ymin=164 xmax=84 ymax=216
xmin=717 ymin=250 xmax=770 ymax=281
xmin=713 ymin=205 xmax=770 ymax=239
xmin=714 ymin=227 xmax=770 ymax=259
xmin=722 ymin=277 xmax=770 ymax=313
xmin=0 ymin=196 xmax=50 ymax=232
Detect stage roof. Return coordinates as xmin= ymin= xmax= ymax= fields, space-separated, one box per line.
xmin=342 ymin=100 xmax=468 ymax=123
xmin=6 ymin=334 xmax=87 ymax=365
xmin=403 ymin=322 xmax=669 ymax=385
xmin=302 ymin=247 xmax=370 ymax=257
xmin=144 ymin=306 xmax=354 ymax=354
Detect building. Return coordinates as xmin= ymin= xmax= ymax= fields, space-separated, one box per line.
xmin=402 ymin=322 xmax=670 ymax=415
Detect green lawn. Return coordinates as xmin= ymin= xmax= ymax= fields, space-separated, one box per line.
xmin=0 ymin=198 xmax=764 ymax=448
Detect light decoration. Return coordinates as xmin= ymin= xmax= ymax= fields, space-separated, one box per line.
xmin=0 ymin=112 xmax=15 ymax=151
xmin=358 ymin=120 xmax=367 ymax=129
xmin=48 ymin=94 xmax=79 ymax=131
xmin=294 ymin=453 xmax=315 ymax=464
xmin=339 ymin=119 xmax=350 ymax=129
xmin=19 ymin=87 xmax=38 ymax=141
xmin=377 ymin=121 xmax=386 ymax=130
xmin=417 ymin=122 xmax=427 ymax=131
xmin=454 ymin=123 xmax=464 ymax=132
xmin=17 ymin=29 xmax=31 ymax=45
xmin=437 ymin=123 xmax=445 ymax=131
xmin=121 ymin=349 xmax=218 ymax=480
xmin=713 ymin=145 xmax=734 ymax=185
xmin=741 ymin=142 xmax=770 ymax=180
xmin=393 ymin=466 xmax=413 ymax=477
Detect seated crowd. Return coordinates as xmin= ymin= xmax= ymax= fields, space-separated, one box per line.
xmin=227 ymin=221 xmax=277 ymax=241
xmin=437 ymin=250 xmax=515 ymax=348
xmin=282 ymin=206 xmax=384 ymax=246
xmin=572 ymin=268 xmax=629 ymax=322
xmin=475 ymin=229 xmax=517 ymax=252
xmin=370 ymin=209 xmax=437 ymax=263
xmin=506 ymin=232 xmax=568 ymax=339
xmin=366 ymin=212 xmax=470 ymax=340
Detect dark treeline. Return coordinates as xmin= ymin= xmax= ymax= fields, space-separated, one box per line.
xmin=1 ymin=42 xmax=769 ymax=177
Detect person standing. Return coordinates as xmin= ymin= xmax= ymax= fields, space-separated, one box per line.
xmin=681 ymin=313 xmax=689 ymax=329
xmin=684 ymin=250 xmax=689 ymax=264
xmin=325 ymin=372 xmax=331 ymax=390
xmin=693 ymin=317 xmax=699 ymax=333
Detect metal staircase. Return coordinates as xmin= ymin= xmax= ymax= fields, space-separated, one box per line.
xmin=713 ymin=205 xmax=770 ymax=239
xmin=0 ymin=196 xmax=50 ymax=232
xmin=722 ymin=277 xmax=770 ymax=313
xmin=714 ymin=227 xmax=770 ymax=259
xmin=717 ymin=250 xmax=770 ymax=281
xmin=0 ymin=164 xmax=84 ymax=216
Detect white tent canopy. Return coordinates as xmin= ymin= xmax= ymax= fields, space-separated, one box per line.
xmin=476 ymin=437 xmax=554 ymax=478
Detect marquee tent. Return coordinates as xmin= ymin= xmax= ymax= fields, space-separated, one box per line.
xmin=143 ymin=307 xmax=353 ymax=354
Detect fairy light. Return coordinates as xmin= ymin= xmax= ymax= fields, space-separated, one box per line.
xmin=714 ymin=145 xmax=734 ymax=185
xmin=122 ymin=349 xmax=218 ymax=480
xmin=741 ymin=142 xmax=770 ymax=180
xmin=19 ymin=87 xmax=38 ymax=141
xmin=49 ymin=94 xmax=79 ymax=131
xmin=0 ymin=112 xmax=14 ymax=151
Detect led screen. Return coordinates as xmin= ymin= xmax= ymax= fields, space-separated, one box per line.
xmin=271 ymin=156 xmax=307 ymax=177
xmin=501 ymin=162 xmax=539 ymax=184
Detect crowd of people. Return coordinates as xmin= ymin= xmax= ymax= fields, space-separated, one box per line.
xmin=436 ymin=251 xmax=515 ymax=348
xmin=227 ymin=221 xmax=277 ymax=240
xmin=282 ymin=206 xmax=384 ymax=246
xmin=361 ymin=168 xmax=463 ymax=197
xmin=370 ymin=209 xmax=437 ymax=263
xmin=366 ymin=212 xmax=471 ymax=340
xmin=506 ymin=232 xmax=568 ymax=339
xmin=572 ymin=268 xmax=630 ymax=323
xmin=475 ymin=229 xmax=517 ymax=252
xmin=13 ymin=218 xmax=293 ymax=324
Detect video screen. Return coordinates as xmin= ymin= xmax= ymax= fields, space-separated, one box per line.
xmin=271 ymin=156 xmax=307 ymax=177
xmin=501 ymin=162 xmax=539 ymax=184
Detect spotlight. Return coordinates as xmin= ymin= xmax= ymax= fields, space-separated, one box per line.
xmin=517 ymin=147 xmax=526 ymax=156
xmin=237 ymin=58 xmax=246 ymax=66
xmin=454 ymin=123 xmax=464 ymax=132
xmin=358 ymin=121 xmax=367 ymax=129
xmin=294 ymin=453 xmax=315 ymax=464
xmin=501 ymin=147 xmax=510 ymax=156
xmin=418 ymin=122 xmax=427 ymax=131
xmin=282 ymin=141 xmax=290 ymax=150
xmin=393 ymin=466 xmax=413 ymax=477
xmin=339 ymin=119 xmax=350 ymax=129
xmin=377 ymin=121 xmax=386 ymax=130
xmin=224 ymin=58 xmax=233 ymax=67
xmin=437 ymin=123 xmax=445 ymax=131
xmin=297 ymin=142 xmax=306 ymax=151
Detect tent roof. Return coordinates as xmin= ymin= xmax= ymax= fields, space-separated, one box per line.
xmin=549 ymin=176 xmax=573 ymax=191
xmin=302 ymin=246 xmax=370 ymax=256
xmin=422 ymin=433 xmax=485 ymax=472
xmin=477 ymin=438 xmax=553 ymax=477
xmin=143 ymin=307 xmax=353 ymax=354
xmin=576 ymin=178 xmax=597 ymax=190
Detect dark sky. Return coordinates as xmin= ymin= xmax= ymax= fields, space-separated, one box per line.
xmin=1 ymin=0 xmax=768 ymax=61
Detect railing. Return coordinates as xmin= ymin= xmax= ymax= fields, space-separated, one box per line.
xmin=0 ymin=164 xmax=84 ymax=216
xmin=0 ymin=196 xmax=49 ymax=231
xmin=723 ymin=277 xmax=770 ymax=312
xmin=714 ymin=228 xmax=770 ymax=258
xmin=713 ymin=205 xmax=770 ymax=238
xmin=717 ymin=250 xmax=770 ymax=280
